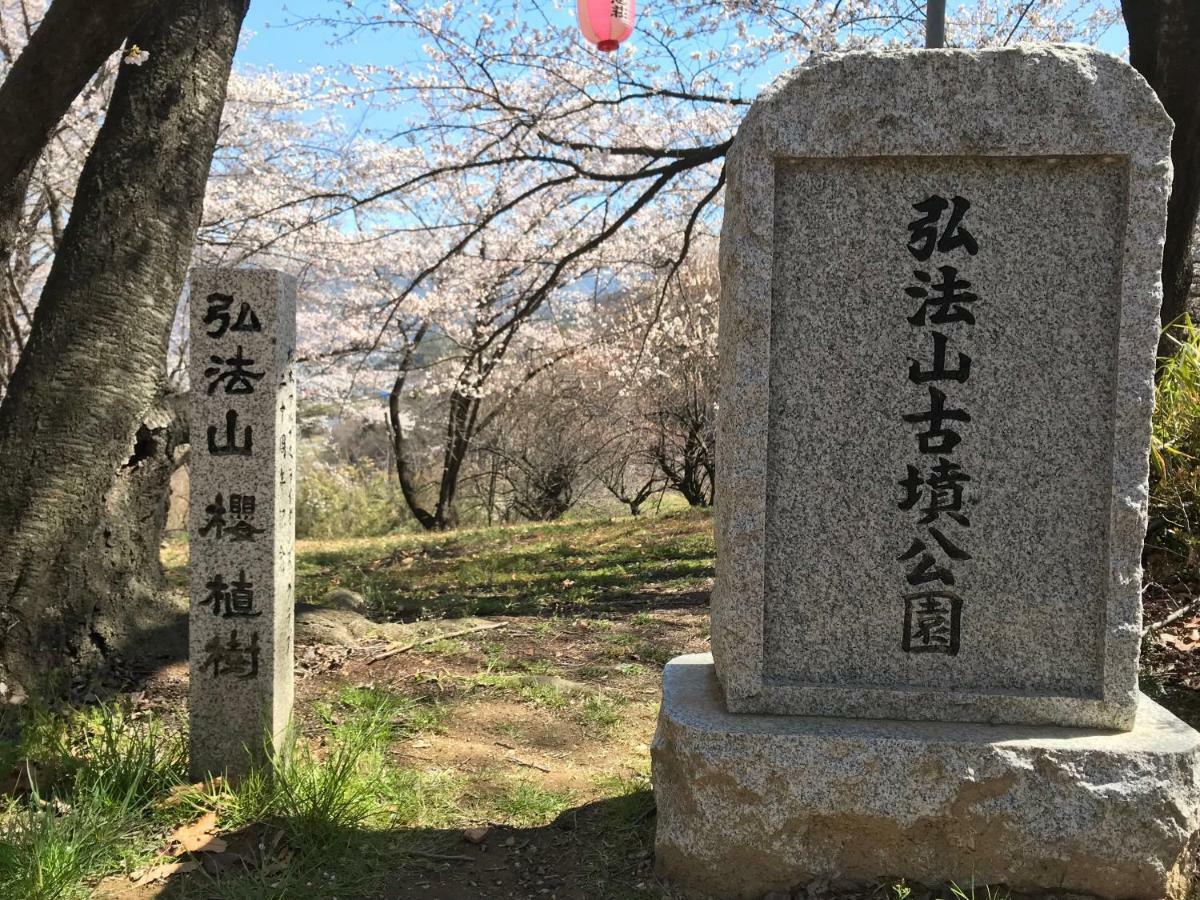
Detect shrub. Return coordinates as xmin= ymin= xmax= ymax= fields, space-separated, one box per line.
xmin=1149 ymin=317 xmax=1200 ymax=565
xmin=296 ymin=460 xmax=407 ymax=539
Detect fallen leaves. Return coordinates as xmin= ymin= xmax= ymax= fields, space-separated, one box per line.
xmin=169 ymin=811 xmax=228 ymax=855
xmin=125 ymin=810 xmax=228 ymax=887
xmin=296 ymin=642 xmax=353 ymax=678
xmin=1157 ymin=622 xmax=1200 ymax=652
xmin=129 ymin=860 xmax=199 ymax=887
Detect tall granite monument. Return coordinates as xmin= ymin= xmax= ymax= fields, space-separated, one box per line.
xmin=653 ymin=47 xmax=1200 ymax=898
xmin=189 ymin=268 xmax=297 ymax=780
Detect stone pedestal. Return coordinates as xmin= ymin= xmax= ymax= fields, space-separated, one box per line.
xmin=653 ymin=655 xmax=1200 ymax=900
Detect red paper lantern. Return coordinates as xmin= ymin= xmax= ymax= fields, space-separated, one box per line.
xmin=577 ymin=0 xmax=636 ymax=52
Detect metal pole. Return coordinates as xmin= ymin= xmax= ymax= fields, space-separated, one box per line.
xmin=925 ymin=0 xmax=946 ymax=48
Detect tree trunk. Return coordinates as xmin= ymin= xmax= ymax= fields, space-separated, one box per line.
xmin=434 ymin=389 xmax=478 ymax=529
xmin=0 ymin=0 xmax=158 ymax=195
xmin=389 ymin=385 xmax=473 ymax=532
xmin=1123 ymin=0 xmax=1200 ymax=354
xmin=389 ymin=372 xmax=439 ymax=531
xmin=386 ymin=326 xmax=447 ymax=531
xmin=0 ymin=0 xmax=248 ymax=700
xmin=0 ymin=161 xmax=35 ymax=394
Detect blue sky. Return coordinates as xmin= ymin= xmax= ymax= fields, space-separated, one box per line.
xmin=237 ymin=2 xmax=404 ymax=70
xmin=236 ymin=0 xmax=1128 ymax=74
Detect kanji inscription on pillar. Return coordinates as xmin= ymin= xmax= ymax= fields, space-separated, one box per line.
xmin=189 ymin=267 xmax=296 ymax=779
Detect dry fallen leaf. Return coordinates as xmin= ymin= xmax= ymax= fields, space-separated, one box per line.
xmin=130 ymin=860 xmax=199 ymax=886
xmin=169 ymin=811 xmax=228 ymax=854
xmin=1159 ymin=632 xmax=1200 ymax=652
xmin=262 ymin=847 xmax=293 ymax=876
xmin=162 ymin=779 xmax=215 ymax=808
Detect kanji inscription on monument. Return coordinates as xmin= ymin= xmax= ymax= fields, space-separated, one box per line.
xmin=189 ymin=268 xmax=296 ymax=779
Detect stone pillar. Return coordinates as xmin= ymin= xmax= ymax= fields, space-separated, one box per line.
xmin=654 ymin=46 xmax=1200 ymax=898
xmin=188 ymin=267 xmax=296 ymax=780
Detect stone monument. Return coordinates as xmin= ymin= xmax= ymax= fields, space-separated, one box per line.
xmin=653 ymin=46 xmax=1200 ymax=898
xmin=188 ymin=267 xmax=296 ymax=780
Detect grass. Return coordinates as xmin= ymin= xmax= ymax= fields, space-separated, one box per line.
xmin=14 ymin=510 xmax=711 ymax=897
xmin=188 ymin=692 xmax=452 ymax=898
xmin=162 ymin=508 xmax=714 ymax=619
xmin=486 ymin=779 xmax=575 ymax=827
xmin=8 ymin=507 xmax=1099 ymax=898
xmin=212 ymin=725 xmax=381 ymax=850
xmin=469 ymin=672 xmax=572 ymax=709
xmin=330 ymin=685 xmax=447 ymax=740
xmin=0 ymin=687 xmax=474 ymax=900
xmin=0 ymin=790 xmax=144 ymax=900
xmin=1150 ymin=317 xmax=1200 ymax=563
xmin=0 ymin=703 xmax=187 ymax=900
xmin=495 ymin=721 xmax=525 ymax=742
xmin=382 ymin=768 xmax=465 ymax=829
xmin=284 ymin=510 xmax=714 ymax=619
xmin=579 ymin=694 xmax=625 ymax=734
xmin=421 ymin=637 xmax=471 ymax=657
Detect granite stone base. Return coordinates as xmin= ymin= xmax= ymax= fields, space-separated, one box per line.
xmin=652 ymin=654 xmax=1200 ymax=900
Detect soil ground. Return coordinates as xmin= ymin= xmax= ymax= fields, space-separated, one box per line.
xmin=25 ymin=511 xmax=1200 ymax=899
xmin=100 ymin=512 xmax=714 ymax=899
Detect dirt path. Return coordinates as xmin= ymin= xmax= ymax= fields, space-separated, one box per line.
xmin=96 ymin=602 xmax=709 ymax=899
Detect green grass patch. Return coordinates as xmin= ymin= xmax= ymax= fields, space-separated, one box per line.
xmin=469 ymin=673 xmax=571 ymax=709
xmin=485 ymin=779 xmax=574 ymax=827
xmin=516 ymin=658 xmax=557 ymax=675
xmin=292 ymin=509 xmax=713 ymax=619
xmin=316 ymin=685 xmax=447 ymax=749
xmin=209 ymin=726 xmax=381 ymax=851
xmin=1150 ymin=317 xmax=1200 ymax=565
xmin=578 ymin=694 xmax=625 ymax=735
xmin=0 ymin=789 xmax=145 ymax=900
xmin=421 ymin=638 xmax=471 ymax=657
xmin=381 ymin=768 xmax=466 ymax=829
xmin=192 ymin=713 xmax=473 ymax=900
xmin=598 ymin=630 xmax=638 ymax=647
xmin=0 ymin=703 xmax=187 ymax=900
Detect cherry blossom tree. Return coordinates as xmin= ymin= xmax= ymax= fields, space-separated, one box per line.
xmin=209 ymin=0 xmax=1126 ymax=527
xmin=271 ymin=0 xmax=1121 ymax=352
xmin=0 ymin=0 xmax=122 ymax=396
xmin=0 ymin=0 xmax=1182 ymax=699
xmin=580 ymin=241 xmax=720 ymax=509
xmin=0 ymin=0 xmax=248 ymax=698
xmin=5 ymin=1 xmax=1138 ymax=535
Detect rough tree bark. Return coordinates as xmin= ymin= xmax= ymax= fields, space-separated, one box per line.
xmin=0 ymin=0 xmax=157 ymax=195
xmin=0 ymin=0 xmax=249 ymax=699
xmin=0 ymin=161 xmax=35 ymax=391
xmin=1123 ymin=0 xmax=1200 ymax=354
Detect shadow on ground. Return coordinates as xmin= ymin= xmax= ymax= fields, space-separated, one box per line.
xmin=158 ymin=793 xmax=661 ymax=900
